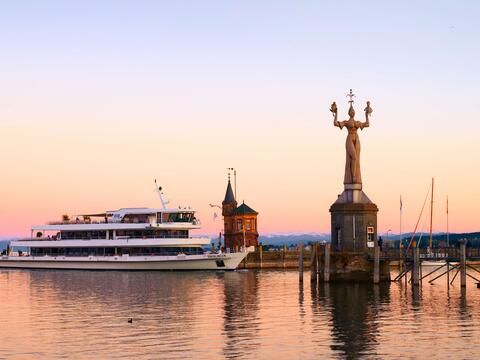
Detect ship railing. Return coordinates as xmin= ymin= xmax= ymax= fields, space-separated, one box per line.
xmin=26 ymin=251 xmax=204 ymax=257
xmin=17 ymin=234 xmax=194 ymax=241
xmin=45 ymin=220 xmax=200 ymax=225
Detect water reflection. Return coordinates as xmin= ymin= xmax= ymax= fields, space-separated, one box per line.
xmin=222 ymin=271 xmax=260 ymax=358
xmin=314 ymin=282 xmax=390 ymax=359
xmin=1 ymin=269 xmax=480 ymax=359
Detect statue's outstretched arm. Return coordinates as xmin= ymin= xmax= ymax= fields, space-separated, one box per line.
xmin=335 ymin=119 xmax=346 ymax=129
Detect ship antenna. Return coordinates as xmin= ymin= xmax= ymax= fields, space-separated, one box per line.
xmin=154 ymin=179 xmax=169 ymax=209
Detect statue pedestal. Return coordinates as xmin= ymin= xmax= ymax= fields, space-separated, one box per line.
xmin=330 ymin=184 xmax=378 ymax=252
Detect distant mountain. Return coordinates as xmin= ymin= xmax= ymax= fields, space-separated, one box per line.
xmin=382 ymin=232 xmax=480 ymax=247
xmin=200 ymin=233 xmax=330 ymax=247
xmin=259 ymin=233 xmax=330 ymax=247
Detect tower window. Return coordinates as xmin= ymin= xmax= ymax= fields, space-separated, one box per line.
xmin=237 ymin=220 xmax=243 ymax=231
xmin=246 ymin=220 xmax=251 ymax=231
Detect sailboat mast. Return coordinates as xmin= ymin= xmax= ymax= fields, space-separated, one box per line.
xmin=447 ymin=196 xmax=449 ymax=247
xmin=399 ymin=195 xmax=402 ymax=250
xmin=429 ymin=177 xmax=434 ymax=249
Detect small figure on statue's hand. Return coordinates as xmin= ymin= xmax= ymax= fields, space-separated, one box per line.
xmin=364 ymin=101 xmax=373 ymax=117
xmin=330 ymin=101 xmax=337 ymax=115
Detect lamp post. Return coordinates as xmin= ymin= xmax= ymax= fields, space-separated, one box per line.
xmin=227 ymin=168 xmax=237 ymax=200
xmin=386 ymin=229 xmax=392 ymax=249
xmin=209 ymin=204 xmax=223 ymax=252
xmin=227 ymin=168 xmax=238 ymax=252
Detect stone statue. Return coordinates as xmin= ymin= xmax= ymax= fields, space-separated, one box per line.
xmin=330 ymin=90 xmax=372 ymax=185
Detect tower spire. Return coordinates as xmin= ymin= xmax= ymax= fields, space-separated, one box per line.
xmin=223 ymin=176 xmax=235 ymax=204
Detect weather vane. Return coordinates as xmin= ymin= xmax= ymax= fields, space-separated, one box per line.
xmin=346 ymin=89 xmax=355 ymax=105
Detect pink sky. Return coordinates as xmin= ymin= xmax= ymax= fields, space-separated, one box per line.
xmin=1 ymin=2 xmax=479 ymax=238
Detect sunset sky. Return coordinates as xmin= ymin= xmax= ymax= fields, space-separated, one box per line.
xmin=1 ymin=1 xmax=479 ymax=237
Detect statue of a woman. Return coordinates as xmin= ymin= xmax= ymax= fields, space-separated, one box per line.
xmin=330 ymin=100 xmax=371 ymax=185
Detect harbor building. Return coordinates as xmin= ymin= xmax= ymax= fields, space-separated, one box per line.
xmin=222 ymin=179 xmax=259 ymax=250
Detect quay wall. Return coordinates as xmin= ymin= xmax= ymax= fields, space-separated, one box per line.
xmin=235 ymin=246 xmax=391 ymax=282
xmin=239 ymin=249 xmax=311 ymax=269
xmin=238 ymin=248 xmax=388 ymax=277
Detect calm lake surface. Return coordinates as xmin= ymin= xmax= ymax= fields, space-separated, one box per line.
xmin=1 ymin=269 xmax=480 ymax=359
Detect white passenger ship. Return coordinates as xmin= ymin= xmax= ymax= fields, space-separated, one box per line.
xmin=0 ymin=185 xmax=247 ymax=270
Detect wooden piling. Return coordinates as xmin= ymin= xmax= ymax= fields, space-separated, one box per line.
xmin=316 ymin=243 xmax=321 ymax=277
xmin=373 ymin=243 xmax=380 ymax=284
xmin=311 ymin=243 xmax=318 ymax=283
xmin=259 ymin=245 xmax=263 ymax=269
xmin=324 ymin=243 xmax=330 ymax=282
xmin=413 ymin=245 xmax=420 ymax=286
xmin=283 ymin=244 xmax=286 ymax=269
xmin=299 ymin=244 xmax=304 ymax=283
xmin=420 ymin=258 xmax=423 ymax=286
xmin=399 ymin=243 xmax=404 ymax=273
xmin=447 ymin=262 xmax=450 ymax=289
xmin=460 ymin=241 xmax=467 ymax=288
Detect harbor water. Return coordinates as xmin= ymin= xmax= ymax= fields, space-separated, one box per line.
xmin=1 ymin=269 xmax=480 ymax=359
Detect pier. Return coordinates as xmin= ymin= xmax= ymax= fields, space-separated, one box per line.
xmin=388 ymin=242 xmax=480 ymax=288
xmin=238 ymin=242 xmax=480 ymax=291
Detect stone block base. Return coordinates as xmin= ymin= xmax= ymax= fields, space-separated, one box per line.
xmin=321 ymin=253 xmax=390 ymax=283
xmin=330 ymin=199 xmax=379 ymax=252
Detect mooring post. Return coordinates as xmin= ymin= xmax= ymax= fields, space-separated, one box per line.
xmin=413 ymin=244 xmax=420 ymax=286
xmin=299 ymin=244 xmax=304 ymax=283
xmin=283 ymin=244 xmax=286 ymax=268
xmin=311 ymin=243 xmax=317 ymax=283
xmin=460 ymin=241 xmax=467 ymax=288
xmin=447 ymin=262 xmax=450 ymax=290
xmin=399 ymin=243 xmax=404 ymax=273
xmin=374 ymin=242 xmax=380 ymax=284
xmin=324 ymin=243 xmax=331 ymax=282
xmin=419 ymin=256 xmax=423 ymax=286
xmin=316 ymin=243 xmax=321 ymax=277
xmin=258 ymin=244 xmax=263 ymax=269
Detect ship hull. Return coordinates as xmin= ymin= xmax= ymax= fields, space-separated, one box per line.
xmin=0 ymin=253 xmax=247 ymax=271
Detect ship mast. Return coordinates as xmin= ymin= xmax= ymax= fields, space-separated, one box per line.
xmin=446 ymin=196 xmax=449 ymax=247
xmin=154 ymin=179 xmax=169 ymax=210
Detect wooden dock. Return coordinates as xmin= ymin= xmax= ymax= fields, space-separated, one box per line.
xmin=238 ymin=242 xmax=480 ymax=290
